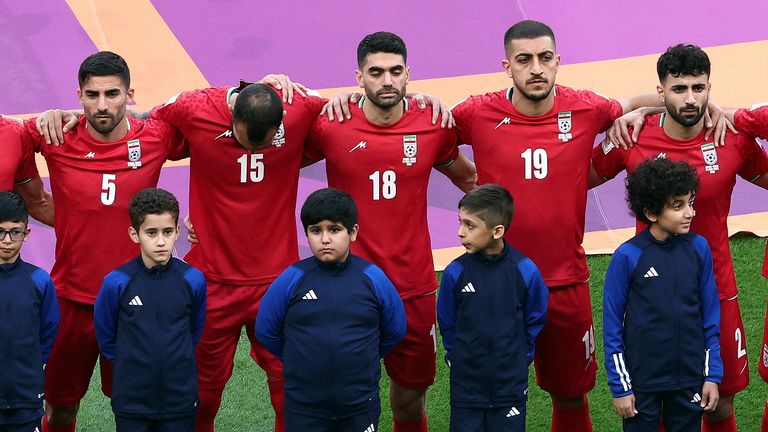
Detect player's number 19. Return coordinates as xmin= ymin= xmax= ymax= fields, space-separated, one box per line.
xmin=521 ymin=148 xmax=548 ymax=179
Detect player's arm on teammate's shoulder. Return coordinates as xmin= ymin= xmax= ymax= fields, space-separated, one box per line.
xmin=320 ymin=90 xmax=454 ymax=127
xmin=435 ymin=151 xmax=477 ymax=193
xmin=16 ymin=177 xmax=54 ymax=227
xmin=33 ymin=109 xmax=82 ymax=145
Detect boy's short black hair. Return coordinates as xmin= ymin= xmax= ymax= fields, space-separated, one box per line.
xmin=300 ymin=188 xmax=358 ymax=233
xmin=0 ymin=191 xmax=29 ymax=225
xmin=78 ymin=51 xmax=131 ymax=89
xmin=357 ymin=31 xmax=407 ymax=67
xmin=656 ymin=44 xmax=711 ymax=82
xmin=129 ymin=188 xmax=180 ymax=230
xmin=626 ymin=158 xmax=700 ymax=225
xmin=458 ymin=184 xmax=514 ymax=230
xmin=504 ymin=20 xmax=556 ymax=53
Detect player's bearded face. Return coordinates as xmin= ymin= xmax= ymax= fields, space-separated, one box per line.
xmin=357 ymin=53 xmax=409 ymax=110
xmin=79 ymin=75 xmax=132 ymax=135
xmin=503 ymin=37 xmax=559 ymax=103
xmin=661 ymin=74 xmax=710 ymax=128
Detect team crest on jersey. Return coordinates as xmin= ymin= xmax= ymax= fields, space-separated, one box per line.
xmin=557 ymin=111 xmax=573 ymax=142
xmin=272 ymin=122 xmax=285 ymax=147
xmin=763 ymin=343 xmax=768 ymax=369
xmin=403 ymin=135 xmax=417 ymax=166
xmin=700 ymin=143 xmax=719 ymax=174
xmin=127 ymin=139 xmax=142 ymax=169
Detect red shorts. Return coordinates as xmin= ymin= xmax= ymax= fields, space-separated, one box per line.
xmin=534 ymin=282 xmax=596 ymax=397
xmin=384 ymin=293 xmax=437 ymax=390
xmin=760 ymin=302 xmax=768 ymax=384
xmin=195 ymin=281 xmax=282 ymax=392
xmin=719 ymin=297 xmax=749 ymax=395
xmin=44 ymin=298 xmax=113 ymax=406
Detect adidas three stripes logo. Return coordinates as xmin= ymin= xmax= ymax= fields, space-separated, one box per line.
xmin=302 ymin=290 xmax=318 ymax=300
xmin=128 ymin=296 xmax=143 ymax=306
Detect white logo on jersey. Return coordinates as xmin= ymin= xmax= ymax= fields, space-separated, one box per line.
xmin=302 ymin=290 xmax=318 ymax=300
xmin=403 ymin=135 xmax=417 ymax=166
xmin=494 ymin=117 xmax=511 ymax=129
xmin=215 ymin=130 xmax=233 ymax=140
xmin=461 ymin=282 xmax=476 ymax=293
xmin=349 ymin=141 xmax=367 ymax=152
xmin=127 ymin=140 xmax=142 ymax=169
xmin=128 ymin=296 xmax=144 ymax=306
xmin=656 ymin=153 xmax=667 ymax=160
xmin=557 ymin=111 xmax=573 ymax=142
xmin=272 ymin=122 xmax=285 ymax=147
xmin=691 ymin=392 xmax=702 ymax=403
xmin=643 ymin=267 xmax=659 ymax=278
xmin=701 ymin=143 xmax=720 ymax=174
xmin=83 ymin=152 xmax=96 ymax=158
xmin=363 ymin=424 xmax=375 ymax=432
xmin=506 ymin=407 xmax=521 ymax=417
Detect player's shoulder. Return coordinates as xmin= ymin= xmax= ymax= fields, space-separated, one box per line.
xmin=556 ymin=85 xmax=616 ymax=109
xmin=453 ymin=88 xmax=509 ymax=111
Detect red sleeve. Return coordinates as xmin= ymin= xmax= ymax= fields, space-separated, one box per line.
xmin=22 ymin=117 xmax=45 ymax=152
xmin=299 ymin=94 xmax=328 ymax=116
xmin=150 ymin=90 xmax=202 ymax=129
xmin=575 ymin=89 xmax=624 ymax=132
xmin=734 ymin=106 xmax=768 ymax=139
xmin=153 ymin=119 xmax=188 ymax=161
xmin=591 ymin=137 xmax=628 ymax=180
xmin=736 ymin=135 xmax=768 ymax=181
xmin=451 ymin=96 xmax=479 ymax=145
xmin=434 ymin=128 xmax=459 ymax=166
xmin=303 ymin=116 xmax=326 ymax=162
xmin=15 ymin=126 xmax=39 ymax=184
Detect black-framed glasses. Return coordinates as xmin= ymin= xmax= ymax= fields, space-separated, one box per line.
xmin=0 ymin=228 xmax=27 ymax=242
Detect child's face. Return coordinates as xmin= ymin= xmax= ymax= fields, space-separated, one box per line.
xmin=306 ymin=220 xmax=358 ymax=264
xmin=0 ymin=221 xmax=28 ymax=264
xmin=129 ymin=212 xmax=179 ymax=268
xmin=458 ymin=208 xmax=503 ymax=255
xmin=647 ymin=192 xmax=695 ymax=241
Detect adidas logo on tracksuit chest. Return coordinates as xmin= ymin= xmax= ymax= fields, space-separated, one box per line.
xmin=461 ymin=282 xmax=476 ymax=293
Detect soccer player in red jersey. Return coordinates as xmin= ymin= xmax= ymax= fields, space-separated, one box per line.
xmin=591 ymin=44 xmax=768 ymax=432
xmin=305 ymin=32 xmax=476 ymax=432
xmin=450 ymin=20 xmax=660 ymax=432
xmin=19 ymin=51 xmax=187 ymax=432
xmin=0 ymin=117 xmax=54 ymax=225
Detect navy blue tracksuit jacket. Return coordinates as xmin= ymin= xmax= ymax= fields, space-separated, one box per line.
xmin=0 ymin=258 xmax=59 ymax=423
xmin=255 ymin=254 xmax=406 ymax=419
xmin=437 ymin=242 xmax=548 ymax=407
xmin=603 ymin=230 xmax=722 ymax=398
xmin=94 ymin=257 xmax=206 ymax=418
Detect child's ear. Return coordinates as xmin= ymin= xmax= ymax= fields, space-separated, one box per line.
xmin=129 ymin=226 xmax=140 ymax=244
xmin=492 ymin=224 xmax=505 ymax=240
xmin=349 ymin=224 xmax=360 ymax=242
xmin=643 ymin=208 xmax=659 ymax=223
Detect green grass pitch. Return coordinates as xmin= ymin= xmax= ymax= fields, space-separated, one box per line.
xmin=78 ymin=236 xmax=768 ymax=431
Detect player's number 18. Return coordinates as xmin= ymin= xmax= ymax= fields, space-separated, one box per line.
xmin=369 ymin=170 xmax=397 ymax=200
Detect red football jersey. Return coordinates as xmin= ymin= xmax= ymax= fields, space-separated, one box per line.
xmin=23 ymin=116 xmax=186 ymax=304
xmin=0 ymin=117 xmax=38 ymax=189
xmin=453 ymin=85 xmax=622 ymax=287
xmin=592 ymin=112 xmax=768 ymax=299
xmin=151 ymin=87 xmax=326 ymax=285
xmin=733 ymin=106 xmax=768 ymax=279
xmin=305 ymin=98 xmax=459 ymax=299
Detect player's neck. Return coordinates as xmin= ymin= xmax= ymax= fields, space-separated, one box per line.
xmin=86 ymin=116 xmax=130 ymax=142
xmin=362 ymin=98 xmax=405 ymax=126
xmin=661 ymin=112 xmax=704 ymax=141
xmin=511 ymin=91 xmax=555 ymax=117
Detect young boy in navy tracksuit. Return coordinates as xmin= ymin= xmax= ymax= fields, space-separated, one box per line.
xmin=437 ymin=184 xmax=548 ymax=432
xmin=94 ymin=188 xmax=206 ymax=432
xmin=0 ymin=191 xmax=59 ymax=432
xmin=603 ymin=158 xmax=722 ymax=432
xmin=256 ymin=187 xmax=406 ymax=432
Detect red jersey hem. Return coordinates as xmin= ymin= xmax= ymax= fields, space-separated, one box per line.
xmin=201 ymin=272 xmax=279 ymax=286
xmin=543 ymin=270 xmax=591 ymax=289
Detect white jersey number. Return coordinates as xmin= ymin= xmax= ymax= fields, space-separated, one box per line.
xmin=237 ymin=154 xmax=265 ymax=183
xmin=369 ymin=170 xmax=397 ymax=200
xmin=735 ymin=328 xmax=747 ymax=358
xmin=521 ymin=148 xmax=548 ymax=179
xmin=101 ymin=174 xmax=116 ymax=206
xmin=582 ymin=326 xmax=596 ymax=360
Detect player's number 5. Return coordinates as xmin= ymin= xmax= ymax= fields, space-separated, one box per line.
xmin=237 ymin=154 xmax=265 ymax=183
xmin=101 ymin=173 xmax=116 ymax=206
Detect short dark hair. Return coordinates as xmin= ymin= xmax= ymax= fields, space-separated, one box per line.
xmin=0 ymin=191 xmax=28 ymax=225
xmin=129 ymin=188 xmax=180 ymax=230
xmin=78 ymin=51 xmax=131 ymax=89
xmin=626 ymin=158 xmax=699 ymax=225
xmin=357 ymin=31 xmax=407 ymax=67
xmin=458 ymin=184 xmax=514 ymax=230
xmin=656 ymin=44 xmax=711 ymax=82
xmin=300 ymin=188 xmax=358 ymax=234
xmin=504 ymin=20 xmax=556 ymax=52
xmin=233 ymin=84 xmax=283 ymax=145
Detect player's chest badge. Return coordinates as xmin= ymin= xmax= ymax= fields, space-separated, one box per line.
xmin=557 ymin=111 xmax=573 ymax=142
xmin=127 ymin=139 xmax=142 ymax=169
xmin=700 ymin=142 xmax=719 ymax=174
xmin=403 ymin=135 xmax=417 ymax=166
xmin=272 ymin=122 xmax=285 ymax=148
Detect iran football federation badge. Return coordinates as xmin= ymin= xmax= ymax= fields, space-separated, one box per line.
xmin=403 ymin=135 xmax=417 ymax=166
xmin=127 ymin=139 xmax=142 ymax=169
xmin=557 ymin=111 xmax=572 ymax=142
xmin=272 ymin=122 xmax=285 ymax=147
xmin=701 ymin=142 xmax=719 ymax=174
